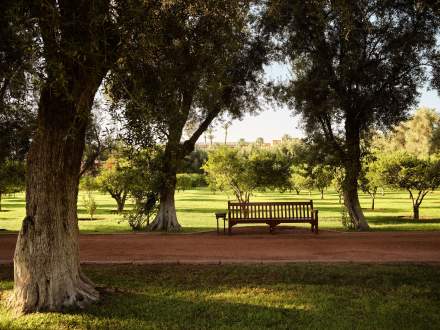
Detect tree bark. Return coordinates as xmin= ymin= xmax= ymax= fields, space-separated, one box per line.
xmin=0 ymin=192 xmax=2 ymax=211
xmin=148 ymin=141 xmax=182 ymax=232
xmin=320 ymin=189 xmax=324 ymax=200
xmin=371 ymin=196 xmax=375 ymax=211
xmin=11 ymin=80 xmax=102 ymax=313
xmin=413 ymin=205 xmax=420 ymax=220
xmin=342 ymin=116 xmax=370 ymax=231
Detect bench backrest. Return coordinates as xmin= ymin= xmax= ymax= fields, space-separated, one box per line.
xmin=228 ymin=201 xmax=314 ymax=221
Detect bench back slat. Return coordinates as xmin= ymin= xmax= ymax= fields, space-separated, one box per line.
xmin=228 ymin=200 xmax=314 ymax=221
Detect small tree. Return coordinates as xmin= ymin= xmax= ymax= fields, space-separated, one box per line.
xmin=383 ymin=153 xmax=440 ymax=220
xmin=204 ymin=147 xmax=257 ymax=203
xmin=359 ymin=159 xmax=384 ymax=211
xmin=310 ymin=165 xmax=334 ymax=200
xmin=82 ymin=192 xmax=97 ymax=221
xmin=96 ymin=156 xmax=131 ymax=213
xmin=332 ymin=167 xmax=345 ymax=204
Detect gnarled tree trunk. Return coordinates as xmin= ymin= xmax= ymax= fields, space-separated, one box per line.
xmin=11 ymin=81 xmax=101 ymax=313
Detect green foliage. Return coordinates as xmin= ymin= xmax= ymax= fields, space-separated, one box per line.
xmin=176 ymin=173 xmax=207 ymax=192
xmin=79 ymin=175 xmax=99 ymax=193
xmin=176 ymin=174 xmax=193 ymax=192
xmin=375 ymin=108 xmax=440 ymax=158
xmin=263 ymin=0 xmax=439 ymax=228
xmin=289 ymin=166 xmax=313 ymax=195
xmin=331 ymin=167 xmax=345 ymax=203
xmin=122 ymin=147 xmax=162 ymax=231
xmin=340 ymin=205 xmax=354 ymax=231
xmin=382 ymin=152 xmax=440 ymax=219
xmin=82 ymin=192 xmax=97 ymax=221
xmin=0 ymin=160 xmax=25 ymax=210
xmin=359 ymin=157 xmax=385 ymax=210
xmin=96 ymin=154 xmax=133 ymax=212
xmin=204 ymin=146 xmax=292 ymax=202
xmin=204 ymin=146 xmax=255 ymax=202
xmin=179 ymin=149 xmax=208 ymax=174
xmin=310 ymin=165 xmax=334 ymax=199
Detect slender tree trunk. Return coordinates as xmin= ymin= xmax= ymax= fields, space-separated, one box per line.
xmin=371 ymin=196 xmax=375 ymax=211
xmin=0 ymin=192 xmax=2 ymax=211
xmin=11 ymin=81 xmax=101 ymax=313
xmin=413 ymin=205 xmax=420 ymax=220
xmin=320 ymin=189 xmax=324 ymax=200
xmin=115 ymin=193 xmax=127 ymax=213
xmin=342 ymin=117 xmax=370 ymax=231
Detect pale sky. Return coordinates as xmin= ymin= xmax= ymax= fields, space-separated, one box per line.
xmin=207 ymin=64 xmax=440 ymax=144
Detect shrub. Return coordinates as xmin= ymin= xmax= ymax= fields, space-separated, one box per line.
xmin=82 ymin=192 xmax=97 ymax=220
xmin=340 ymin=205 xmax=355 ymax=231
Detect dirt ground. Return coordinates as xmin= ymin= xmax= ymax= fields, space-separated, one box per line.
xmin=1 ymin=226 xmax=440 ymax=264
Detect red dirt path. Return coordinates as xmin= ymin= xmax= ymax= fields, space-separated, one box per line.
xmin=1 ymin=227 xmax=440 ymax=264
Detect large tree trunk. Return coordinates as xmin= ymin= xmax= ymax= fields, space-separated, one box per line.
xmin=342 ymin=116 xmax=370 ymax=231
xmin=148 ymin=141 xmax=182 ymax=232
xmin=10 ymin=81 xmax=101 ymax=313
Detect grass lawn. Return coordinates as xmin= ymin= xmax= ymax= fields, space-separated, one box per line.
xmin=1 ymin=263 xmax=440 ymax=329
xmin=1 ymin=188 xmax=440 ymax=233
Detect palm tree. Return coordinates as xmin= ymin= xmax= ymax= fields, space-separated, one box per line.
xmin=223 ymin=122 xmax=231 ymax=144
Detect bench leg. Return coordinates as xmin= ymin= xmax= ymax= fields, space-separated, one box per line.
xmin=315 ymin=222 xmax=318 ymax=234
xmin=228 ymin=222 xmax=232 ymax=235
xmin=311 ymin=223 xmax=314 ymax=233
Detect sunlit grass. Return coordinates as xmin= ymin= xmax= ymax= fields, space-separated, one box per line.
xmin=1 ymin=188 xmax=440 ymax=233
xmin=1 ymin=263 xmax=440 ymax=329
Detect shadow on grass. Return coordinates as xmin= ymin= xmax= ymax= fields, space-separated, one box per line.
xmin=367 ymin=216 xmax=440 ymax=226
xmin=2 ymin=264 xmax=440 ymax=329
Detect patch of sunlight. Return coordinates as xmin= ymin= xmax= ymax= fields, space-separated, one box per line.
xmin=206 ymin=287 xmax=313 ymax=311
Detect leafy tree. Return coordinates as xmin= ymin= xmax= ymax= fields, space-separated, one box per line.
xmin=263 ymin=1 xmax=439 ymax=230
xmin=310 ymin=165 xmax=334 ymax=200
xmin=255 ymin=137 xmax=265 ymax=146
xmin=250 ymin=147 xmax=292 ymax=192
xmin=359 ymin=159 xmax=384 ymax=211
xmin=383 ymin=153 xmax=440 ymax=220
xmin=179 ymin=149 xmax=208 ymax=174
xmin=204 ymin=147 xmax=257 ymax=203
xmin=10 ymin=0 xmax=137 ymax=313
xmin=331 ymin=167 xmax=345 ymax=204
xmin=82 ymin=192 xmax=97 ymax=221
xmin=375 ymin=108 xmax=440 ymax=158
xmin=289 ymin=166 xmax=312 ymax=195
xmin=96 ymin=157 xmax=132 ymax=213
xmin=110 ymin=1 xmax=266 ymax=231
xmin=123 ymin=147 xmax=162 ymax=231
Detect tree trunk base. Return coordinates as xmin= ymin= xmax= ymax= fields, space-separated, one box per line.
xmin=148 ymin=196 xmax=181 ymax=232
xmin=344 ymin=191 xmax=370 ymax=231
xmin=8 ymin=269 xmax=98 ymax=314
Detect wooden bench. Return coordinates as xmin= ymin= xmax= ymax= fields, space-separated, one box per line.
xmin=227 ymin=200 xmax=318 ymax=235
